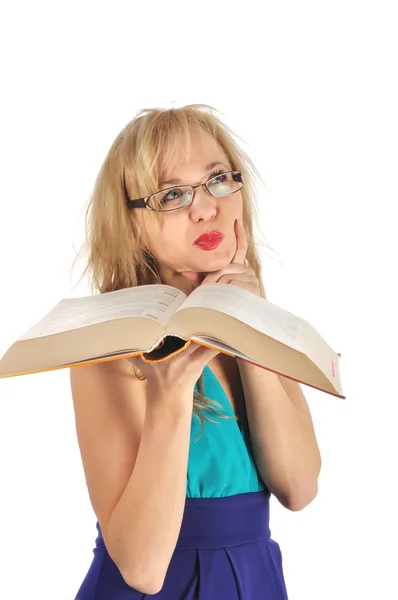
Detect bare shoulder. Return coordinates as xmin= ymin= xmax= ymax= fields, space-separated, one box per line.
xmin=69 ymin=356 xmax=145 ymax=397
xmin=69 ymin=358 xmax=147 ymax=550
xmin=69 ymin=358 xmax=147 ymax=428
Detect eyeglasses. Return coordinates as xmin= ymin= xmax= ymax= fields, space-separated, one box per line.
xmin=125 ymin=170 xmax=243 ymax=212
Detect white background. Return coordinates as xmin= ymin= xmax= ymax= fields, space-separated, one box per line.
xmin=0 ymin=1 xmax=397 ymax=598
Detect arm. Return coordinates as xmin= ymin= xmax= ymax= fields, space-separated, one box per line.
xmin=70 ymin=361 xmax=193 ymax=595
xmin=190 ymin=219 xmax=321 ymax=510
xmin=237 ymin=359 xmax=321 ymax=511
xmin=108 ymin=384 xmax=192 ymax=592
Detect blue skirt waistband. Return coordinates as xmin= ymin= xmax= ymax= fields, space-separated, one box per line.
xmin=177 ymin=491 xmax=271 ymax=549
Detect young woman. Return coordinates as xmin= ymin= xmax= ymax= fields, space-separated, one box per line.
xmin=70 ymin=104 xmax=321 ymax=599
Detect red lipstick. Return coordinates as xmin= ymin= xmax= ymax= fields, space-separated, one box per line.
xmin=193 ymin=231 xmax=224 ymax=250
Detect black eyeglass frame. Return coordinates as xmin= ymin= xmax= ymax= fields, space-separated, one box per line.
xmin=124 ymin=170 xmax=243 ymax=212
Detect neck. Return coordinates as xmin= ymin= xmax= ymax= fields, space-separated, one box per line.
xmin=158 ymin=265 xmax=207 ymax=296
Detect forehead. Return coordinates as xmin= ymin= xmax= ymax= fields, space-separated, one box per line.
xmin=158 ymin=127 xmax=230 ymax=180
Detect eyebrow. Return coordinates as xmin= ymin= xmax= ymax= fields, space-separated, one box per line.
xmin=158 ymin=162 xmax=230 ymax=187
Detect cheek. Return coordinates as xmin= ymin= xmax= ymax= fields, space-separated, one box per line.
xmin=146 ymin=218 xmax=184 ymax=260
xmin=161 ymin=222 xmax=184 ymax=252
xmin=141 ymin=213 xmax=164 ymax=249
xmin=235 ymin=193 xmax=244 ymax=214
xmin=225 ymin=192 xmax=243 ymax=216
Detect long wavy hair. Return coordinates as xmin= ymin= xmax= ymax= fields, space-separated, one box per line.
xmin=72 ymin=104 xmax=268 ymax=437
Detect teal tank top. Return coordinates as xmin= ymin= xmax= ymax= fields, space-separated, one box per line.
xmin=187 ymin=365 xmax=265 ymax=498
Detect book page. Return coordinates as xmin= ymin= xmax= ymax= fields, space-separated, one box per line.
xmin=20 ymin=285 xmax=187 ymax=340
xmin=175 ymin=283 xmax=304 ymax=350
xmin=191 ymin=335 xmax=248 ymax=359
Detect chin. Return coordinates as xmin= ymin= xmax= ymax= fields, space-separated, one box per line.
xmin=199 ymin=254 xmax=232 ymax=272
xmin=213 ymin=246 xmax=234 ymax=262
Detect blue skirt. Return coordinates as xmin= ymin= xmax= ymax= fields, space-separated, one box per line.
xmin=74 ymin=491 xmax=288 ymax=599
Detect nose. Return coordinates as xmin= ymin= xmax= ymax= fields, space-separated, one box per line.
xmin=189 ymin=185 xmax=217 ymax=222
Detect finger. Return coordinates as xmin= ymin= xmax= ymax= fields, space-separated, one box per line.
xmin=201 ymin=264 xmax=247 ymax=285
xmin=190 ymin=343 xmax=220 ymax=363
xmin=181 ymin=340 xmax=206 ymax=355
xmin=172 ymin=340 xmax=210 ymax=361
xmin=231 ymin=219 xmax=248 ymax=265
xmin=217 ymin=273 xmax=256 ymax=285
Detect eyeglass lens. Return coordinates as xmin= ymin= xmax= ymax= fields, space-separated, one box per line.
xmin=148 ymin=172 xmax=242 ymax=211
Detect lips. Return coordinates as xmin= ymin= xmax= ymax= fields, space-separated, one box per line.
xmin=193 ymin=231 xmax=224 ymax=246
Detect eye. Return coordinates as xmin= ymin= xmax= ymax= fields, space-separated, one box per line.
xmin=209 ymin=169 xmax=227 ymax=184
xmin=161 ymin=188 xmax=184 ymax=203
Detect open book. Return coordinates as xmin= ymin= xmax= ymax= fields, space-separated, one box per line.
xmin=0 ymin=283 xmax=344 ymax=398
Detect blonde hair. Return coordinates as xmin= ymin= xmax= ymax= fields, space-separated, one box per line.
xmin=72 ymin=104 xmax=267 ymax=437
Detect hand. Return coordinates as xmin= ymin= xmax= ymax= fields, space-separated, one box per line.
xmin=127 ymin=342 xmax=219 ymax=396
xmin=201 ymin=219 xmax=262 ymax=297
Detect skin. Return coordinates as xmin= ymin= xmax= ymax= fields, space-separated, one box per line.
xmin=139 ymin=128 xmax=259 ymax=297
xmin=69 ymin=128 xmax=319 ymax=595
xmin=134 ymin=127 xmax=321 ymax=515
